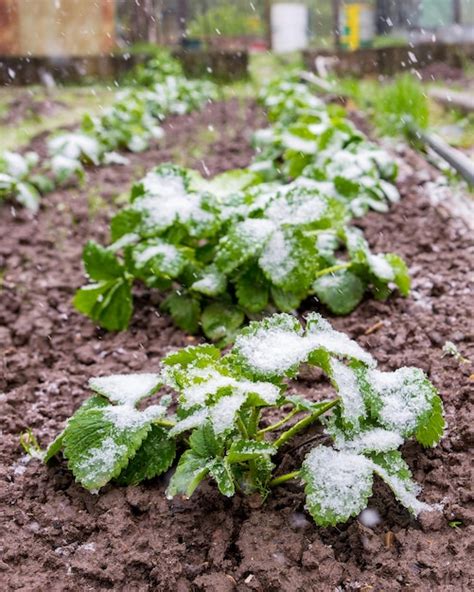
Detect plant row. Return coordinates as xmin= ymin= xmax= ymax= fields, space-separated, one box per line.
xmin=35 ymin=313 xmax=444 ymax=526
xmin=0 ymin=51 xmax=216 ymax=212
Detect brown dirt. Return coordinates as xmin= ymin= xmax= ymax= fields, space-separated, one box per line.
xmin=1 ymin=99 xmax=473 ymax=592
xmin=1 ymin=93 xmax=66 ymax=125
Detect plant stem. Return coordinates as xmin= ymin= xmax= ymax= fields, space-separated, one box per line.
xmin=236 ymin=416 xmax=249 ymax=439
xmin=313 ymin=263 xmax=351 ymax=278
xmin=248 ymin=407 xmax=260 ymax=437
xmin=269 ymin=470 xmax=301 ymax=488
xmin=272 ymin=399 xmax=339 ymax=448
xmin=257 ymin=408 xmax=299 ymax=436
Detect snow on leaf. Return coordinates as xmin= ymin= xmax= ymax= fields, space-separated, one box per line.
xmin=89 ymin=373 xmax=162 ymax=406
xmin=233 ymin=313 xmax=374 ymax=379
xmin=367 ymin=367 xmax=440 ymax=439
xmin=329 ymin=359 xmax=366 ymax=428
xmin=302 ymin=447 xmax=374 ymax=526
xmin=334 ymin=428 xmax=403 ymax=454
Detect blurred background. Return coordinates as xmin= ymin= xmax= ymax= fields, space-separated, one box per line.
xmin=0 ymin=1 xmax=472 ymax=61
xmin=0 ymin=1 xmax=472 ymax=159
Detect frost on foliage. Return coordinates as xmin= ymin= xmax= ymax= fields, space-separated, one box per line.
xmin=333 ymin=428 xmax=403 ymax=454
xmin=367 ymin=254 xmax=395 ymax=281
xmin=191 ymin=267 xmax=226 ymax=297
xmin=132 ymin=173 xmax=215 ymax=235
xmin=234 ymin=314 xmax=374 ymax=379
xmin=168 ymin=366 xmax=281 ymax=436
xmin=89 ymin=373 xmax=161 ymax=406
xmin=50 ymin=373 xmax=172 ymax=490
xmin=302 ymin=446 xmax=432 ymax=526
xmin=329 ymin=359 xmax=365 ymax=428
xmin=302 ymin=447 xmax=375 ymax=526
xmin=133 ymin=240 xmax=184 ymax=277
xmin=41 ymin=311 xmax=444 ymax=519
xmin=367 ymin=367 xmax=443 ymax=441
xmin=177 ymin=368 xmax=280 ymax=410
xmin=75 ymin=437 xmax=128 ymax=489
xmin=48 ymin=133 xmax=101 ymax=164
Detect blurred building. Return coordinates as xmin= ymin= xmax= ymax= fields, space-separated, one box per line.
xmin=0 ymin=0 xmax=115 ymax=57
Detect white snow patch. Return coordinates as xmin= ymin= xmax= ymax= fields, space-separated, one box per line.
xmin=89 ymin=373 xmax=161 ymax=405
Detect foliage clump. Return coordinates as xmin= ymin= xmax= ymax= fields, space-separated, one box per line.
xmin=39 ymin=313 xmax=444 ymax=526
xmin=251 ymin=76 xmax=401 ymax=217
xmin=74 ymin=163 xmax=410 ymax=341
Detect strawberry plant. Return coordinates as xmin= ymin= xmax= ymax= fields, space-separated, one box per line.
xmin=0 ymin=150 xmax=53 ymax=212
xmin=252 ymin=77 xmax=401 ymax=216
xmin=73 ymin=164 xmax=410 ymax=341
xmin=39 ymin=313 xmax=444 ymax=526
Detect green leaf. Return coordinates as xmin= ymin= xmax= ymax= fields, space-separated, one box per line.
xmin=367 ymin=367 xmax=443 ymax=441
xmin=415 ymin=393 xmax=444 ymax=447
xmin=371 ymin=451 xmax=431 ymax=515
xmin=162 ymin=293 xmax=201 ymax=334
xmin=189 ymin=422 xmax=222 ymax=458
xmin=43 ymin=431 xmax=65 ymax=463
xmin=334 ymin=176 xmax=360 ymax=197
xmin=202 ymin=168 xmax=261 ymax=197
xmin=191 ymin=266 xmax=227 ymax=297
xmin=164 ymin=343 xmax=221 ymax=369
xmin=370 ymin=450 xmax=412 ymax=481
xmin=132 ymin=240 xmax=186 ymax=278
xmin=313 ymin=269 xmax=366 ymax=315
xmin=63 ymin=406 xmax=152 ymax=490
xmin=215 ymin=219 xmax=273 ymax=275
xmin=83 ymin=241 xmax=124 ymax=281
xmin=111 ymin=208 xmax=142 ymax=241
xmin=385 ymin=253 xmax=411 ymax=296
xmin=208 ymin=458 xmax=235 ymax=496
xmin=115 ymin=425 xmax=176 ymax=486
xmin=253 ymin=455 xmax=275 ymax=496
xmin=271 ymin=286 xmax=304 ymax=312
xmin=301 ymin=447 xmax=374 ymax=526
xmin=259 ymin=227 xmax=318 ymax=292
xmin=201 ymin=302 xmax=245 ymax=344
xmin=227 ymin=439 xmax=276 ymax=463
xmin=166 ymin=450 xmax=209 ymax=498
xmin=235 ymin=267 xmax=269 ymax=313
xmin=73 ymin=278 xmax=133 ymax=331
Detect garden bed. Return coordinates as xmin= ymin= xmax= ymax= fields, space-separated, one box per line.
xmin=1 ymin=100 xmax=473 ymax=591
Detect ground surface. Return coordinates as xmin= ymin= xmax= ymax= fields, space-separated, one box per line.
xmin=1 ymin=99 xmax=473 ymax=592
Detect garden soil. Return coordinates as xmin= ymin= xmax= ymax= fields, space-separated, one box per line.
xmin=0 ymin=99 xmax=473 ymax=592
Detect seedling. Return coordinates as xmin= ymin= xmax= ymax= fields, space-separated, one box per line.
xmin=40 ymin=313 xmax=444 ymax=526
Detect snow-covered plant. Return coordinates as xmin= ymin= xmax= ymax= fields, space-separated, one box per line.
xmin=0 ymin=150 xmax=53 ymax=211
xmin=73 ymin=164 xmax=410 ymax=341
xmin=253 ymin=77 xmax=401 ymax=216
xmin=39 ymin=313 xmax=444 ymax=526
xmin=48 ymin=132 xmax=103 ymax=184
